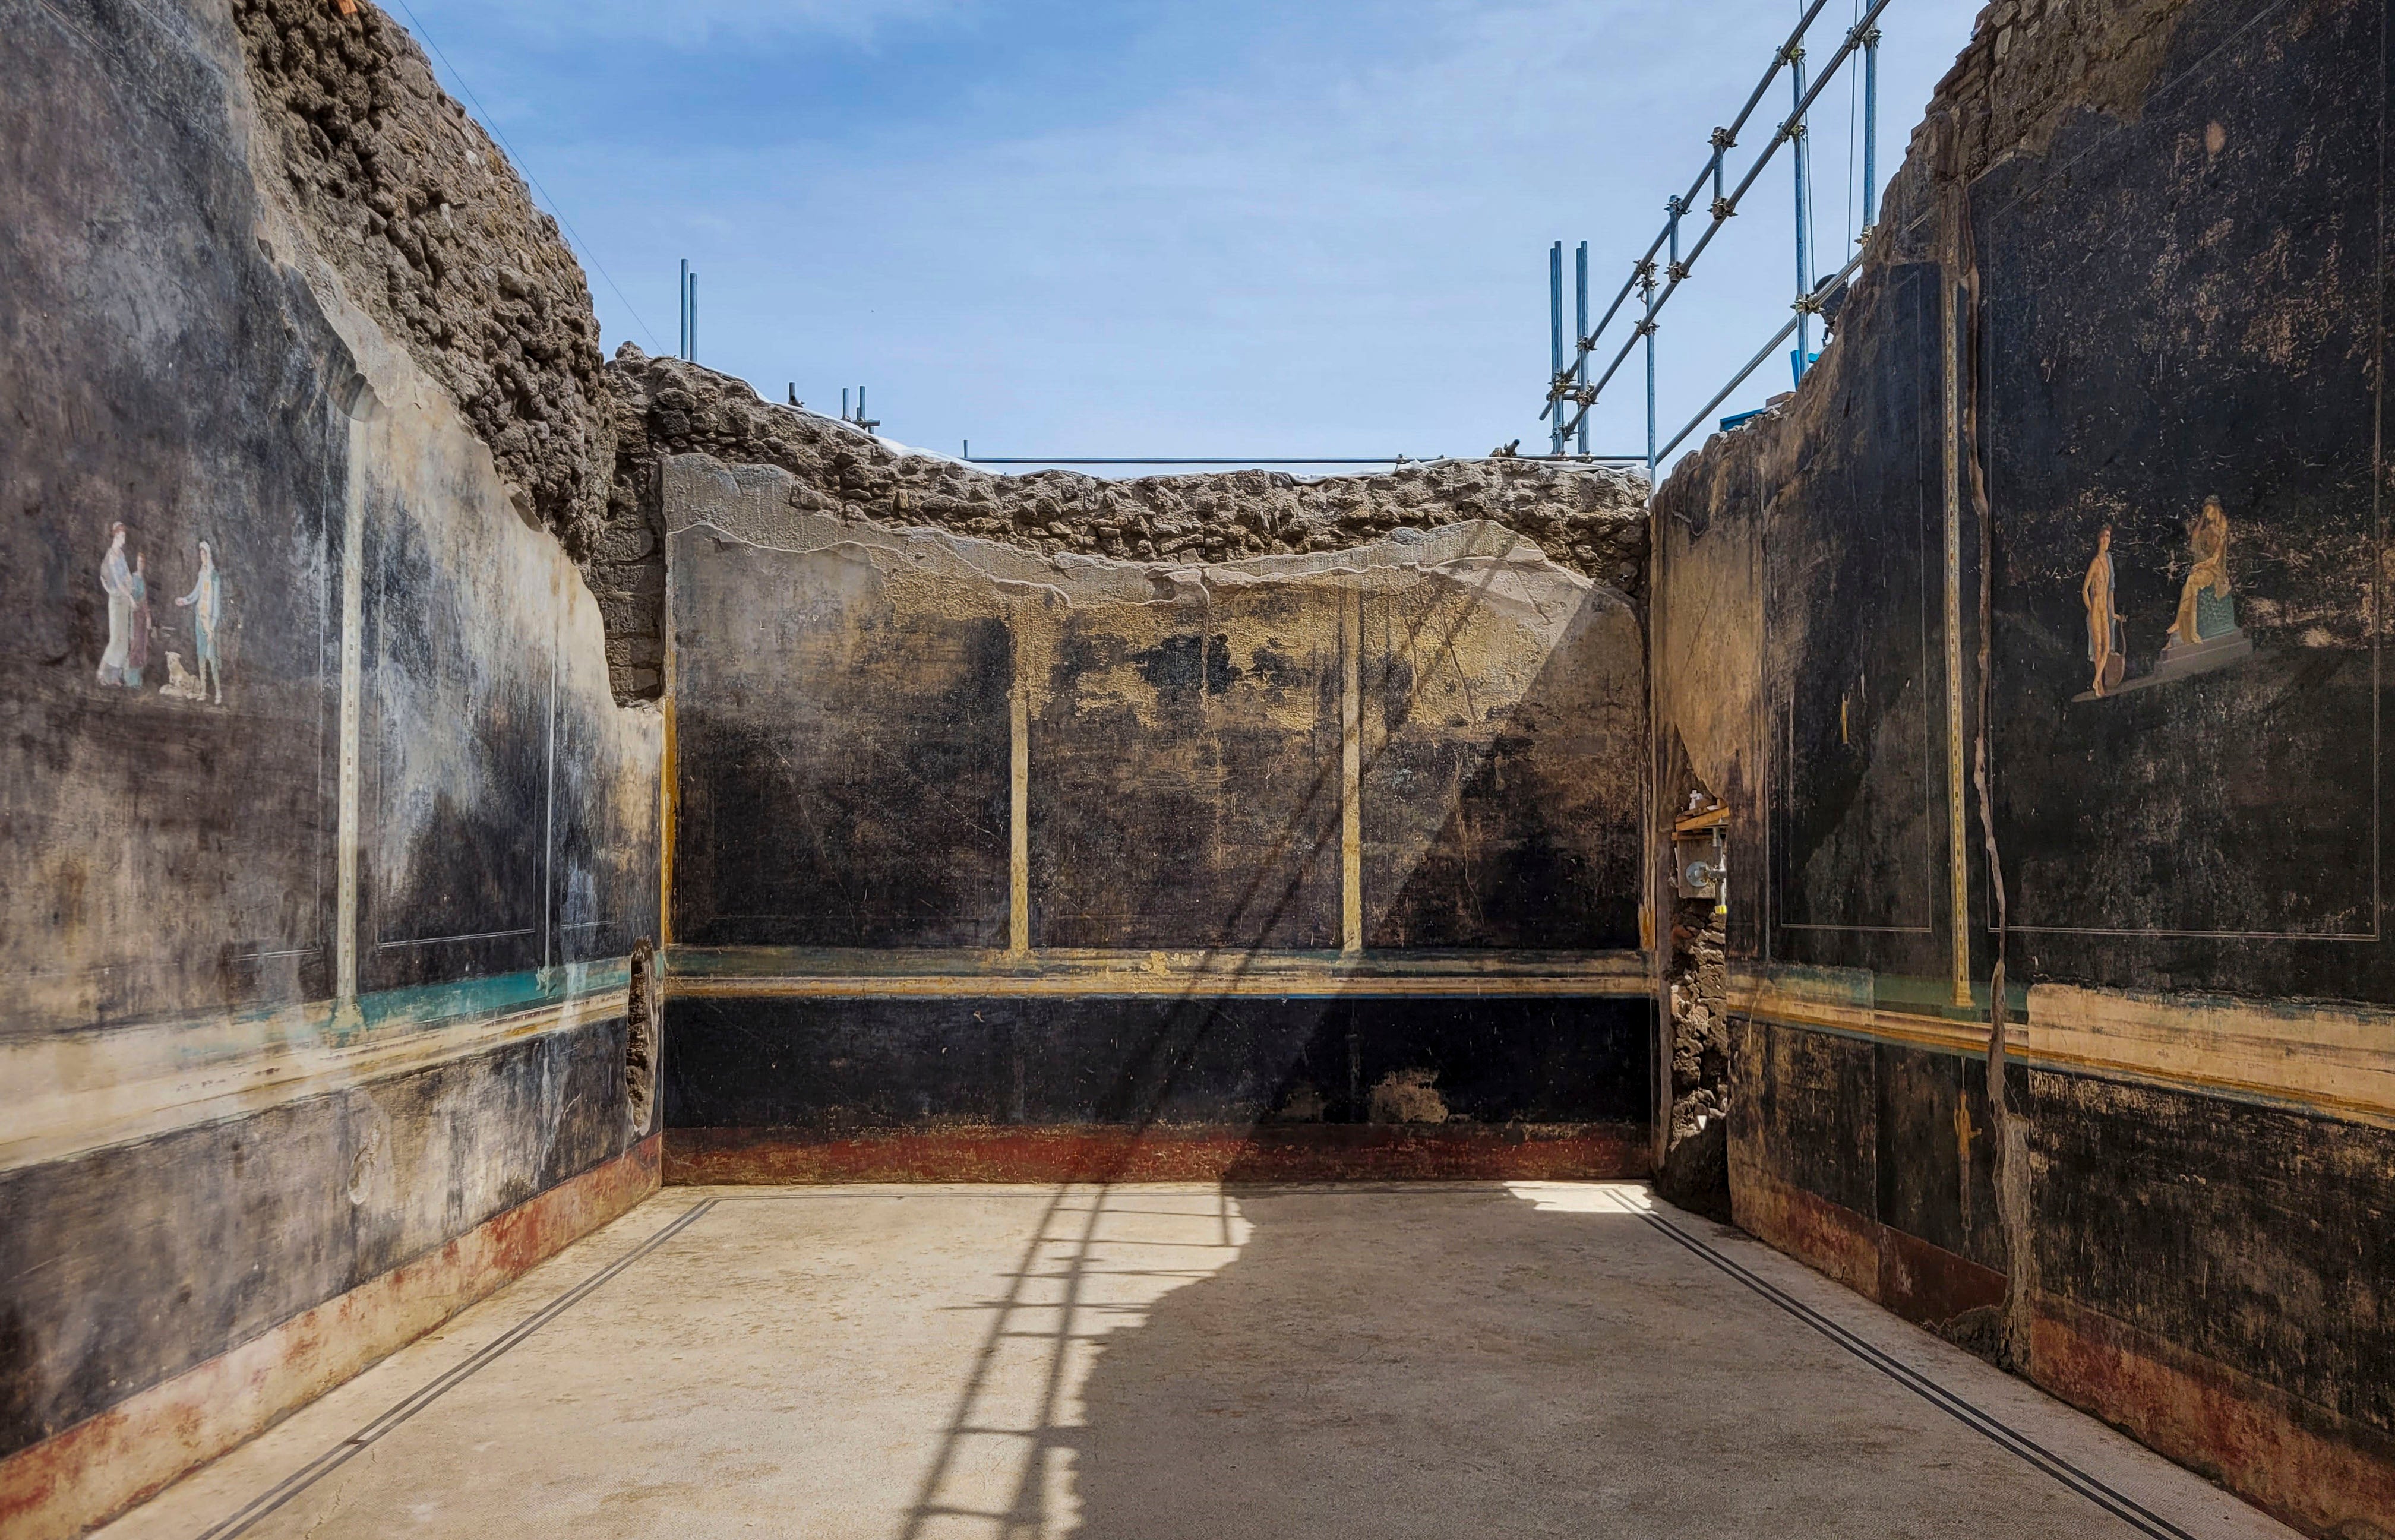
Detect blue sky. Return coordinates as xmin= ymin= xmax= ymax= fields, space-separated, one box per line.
xmin=387 ymin=0 xmax=1980 ymax=474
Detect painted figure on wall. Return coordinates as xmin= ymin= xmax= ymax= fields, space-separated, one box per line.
xmin=2165 ymin=496 xmax=2236 ymax=653
xmin=174 ymin=540 xmax=225 ymax=704
xmin=97 ymin=523 xmax=134 ymax=686
xmin=125 ymin=554 xmax=151 ymax=688
xmin=2073 ymin=495 xmax=2252 ymax=703
xmin=2081 ymin=524 xmax=2123 ymax=696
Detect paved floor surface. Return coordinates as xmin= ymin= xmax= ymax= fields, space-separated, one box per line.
xmin=100 ymin=1183 xmax=2296 ymax=1539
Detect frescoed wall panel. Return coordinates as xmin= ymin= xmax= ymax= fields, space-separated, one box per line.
xmin=1363 ymin=564 xmax=1644 ymax=950
xmin=0 ymin=0 xmax=349 ymax=1034
xmin=1763 ymin=263 xmax=1948 ymax=972
xmin=669 ymin=525 xmax=1014 ymax=949
xmin=1030 ymin=580 xmax=1344 ymax=952
xmin=1979 ymin=0 xmax=2386 ymax=992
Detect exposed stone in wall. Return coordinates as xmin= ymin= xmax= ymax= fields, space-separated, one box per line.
xmin=1928 ymin=0 xmax=2187 ymax=182
xmin=230 ymin=0 xmax=614 ymax=552
xmin=600 ymin=349 xmax=1649 ymax=702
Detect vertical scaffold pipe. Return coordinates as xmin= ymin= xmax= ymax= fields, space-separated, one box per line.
xmin=1862 ymin=24 xmax=1881 ymax=231
xmin=1575 ymin=242 xmax=1591 ymax=457
xmin=1644 ymin=276 xmax=1657 ymax=480
xmin=678 ymin=258 xmax=690 ymax=360
xmin=1549 ymin=242 xmax=1566 ymax=457
xmin=1791 ymin=39 xmax=1813 ymax=385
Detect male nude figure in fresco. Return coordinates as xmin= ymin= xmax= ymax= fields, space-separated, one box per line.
xmin=2082 ymin=523 xmax=2122 ymax=695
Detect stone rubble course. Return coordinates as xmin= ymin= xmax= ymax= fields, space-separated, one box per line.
xmin=597 ymin=350 xmax=1651 ymax=701
xmin=232 ymin=0 xmax=616 ymax=553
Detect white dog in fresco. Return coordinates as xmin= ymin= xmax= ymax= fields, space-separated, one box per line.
xmin=157 ymin=652 xmax=208 ymax=701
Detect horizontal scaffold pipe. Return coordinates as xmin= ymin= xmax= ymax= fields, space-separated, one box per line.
xmin=1544 ymin=0 xmax=1838 ymax=424
xmin=1553 ymin=0 xmax=1895 ymax=442
xmin=960 ymin=456 xmax=1648 ymax=466
xmin=1656 ymin=250 xmax=1866 ymax=465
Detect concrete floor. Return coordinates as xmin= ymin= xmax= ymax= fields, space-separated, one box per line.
xmin=103 ymin=1184 xmax=2294 ymax=1540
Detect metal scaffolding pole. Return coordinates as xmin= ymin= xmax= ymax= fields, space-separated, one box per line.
xmin=1574 ymin=242 xmax=1591 ymax=456
xmin=1791 ymin=37 xmax=1814 ymax=385
xmin=1549 ymin=242 xmax=1567 ymax=456
xmin=1862 ymin=24 xmax=1881 ymax=231
xmin=678 ymin=258 xmax=689 ymax=360
xmin=1550 ymin=0 xmax=1894 ymax=444
xmin=1542 ymin=0 xmax=1841 ymax=429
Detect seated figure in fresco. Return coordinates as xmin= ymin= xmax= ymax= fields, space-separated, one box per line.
xmin=2164 ymin=495 xmax=2238 ymax=654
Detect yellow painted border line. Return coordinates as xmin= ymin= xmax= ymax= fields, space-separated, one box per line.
xmin=2013 ymin=1044 xmax=2395 ymax=1132
xmin=1742 ymin=1001 xmax=1998 ymax=1057
xmin=1740 ymin=1001 xmax=2395 ymax=1129
xmin=2 ymin=987 xmax=632 ymax=1175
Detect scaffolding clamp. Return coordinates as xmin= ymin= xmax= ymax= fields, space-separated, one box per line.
xmin=1711 ymin=196 xmax=1737 ymax=221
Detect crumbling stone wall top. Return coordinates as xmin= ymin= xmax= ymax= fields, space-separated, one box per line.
xmin=233 ymin=0 xmax=613 ymax=553
xmin=595 ymin=350 xmax=1650 ymax=702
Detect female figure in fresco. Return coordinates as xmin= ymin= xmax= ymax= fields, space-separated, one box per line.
xmin=175 ymin=540 xmax=223 ymax=704
xmin=125 ymin=554 xmax=151 ymax=688
xmin=97 ymin=522 xmax=133 ymax=686
xmin=2166 ymin=495 xmax=2235 ymax=651
xmin=2081 ymin=524 xmax=2123 ymax=695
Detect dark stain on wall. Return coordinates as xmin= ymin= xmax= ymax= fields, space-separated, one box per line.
xmin=1032 ymin=587 xmax=1343 ymax=951
xmin=672 ymin=539 xmax=1013 ymax=948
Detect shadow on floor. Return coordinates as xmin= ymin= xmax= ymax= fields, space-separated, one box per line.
xmin=1049 ymin=1182 xmax=2146 ymax=1540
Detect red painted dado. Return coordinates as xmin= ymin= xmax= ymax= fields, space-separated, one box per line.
xmin=1732 ymin=1158 xmax=2395 ymax=1540
xmin=2029 ymin=1296 xmax=2395 ymax=1540
xmin=0 ymin=1136 xmax=661 ymax=1540
xmin=665 ymin=1124 xmax=1652 ymax=1185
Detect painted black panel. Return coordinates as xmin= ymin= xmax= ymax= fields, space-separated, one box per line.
xmin=1767 ymin=265 xmax=1944 ymax=962
xmin=662 ymin=995 xmax=1650 ymax=1130
xmin=674 ymin=540 xmax=1013 ymax=948
xmin=1872 ymin=1042 xmax=2006 ymax=1274
xmin=2029 ymin=1067 xmax=2395 ymax=1437
xmin=1734 ymin=1016 xmax=1879 ymax=1218
xmin=1365 ymin=585 xmax=1644 ymax=950
xmin=1031 ymin=586 xmax=1344 ymax=950
xmin=1980 ymin=0 xmax=2388 ymax=994
xmin=0 ymin=1014 xmax=637 ymax=1460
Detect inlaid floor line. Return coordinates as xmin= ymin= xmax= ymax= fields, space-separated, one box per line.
xmin=1607 ymin=1190 xmax=2197 ymax=1540
xmin=169 ymin=1184 xmax=2211 ymax=1540
xmin=188 ymin=1197 xmax=722 ymax=1540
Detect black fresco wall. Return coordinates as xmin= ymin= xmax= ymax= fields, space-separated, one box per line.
xmin=0 ymin=0 xmax=351 ymax=1031
xmin=1979 ymin=0 xmax=2388 ymax=1000
xmin=0 ymin=0 xmax=661 ymax=1481
xmin=664 ymin=996 xmax=1650 ymax=1132
xmin=1656 ymin=0 xmax=2395 ymax=1523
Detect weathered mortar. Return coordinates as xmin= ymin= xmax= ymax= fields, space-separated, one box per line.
xmin=230 ymin=0 xmax=615 ymax=552
xmin=599 ymin=350 xmax=1649 ymax=701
